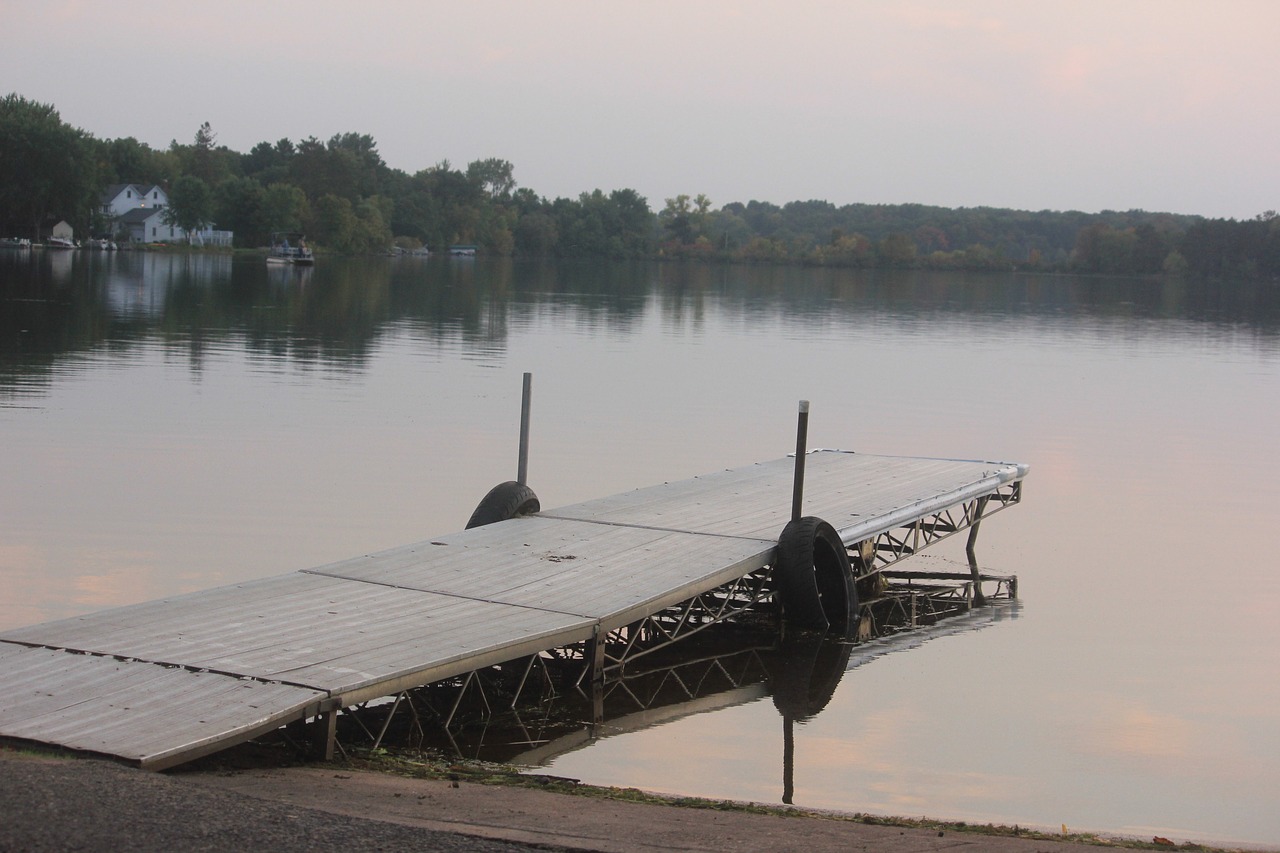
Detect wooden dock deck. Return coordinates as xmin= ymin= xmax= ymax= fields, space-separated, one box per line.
xmin=0 ymin=450 xmax=1027 ymax=770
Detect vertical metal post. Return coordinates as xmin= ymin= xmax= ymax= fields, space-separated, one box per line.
xmin=313 ymin=708 xmax=337 ymax=761
xmin=966 ymin=496 xmax=990 ymax=606
xmin=589 ymin=624 xmax=605 ymax=731
xmin=791 ymin=400 xmax=809 ymax=522
xmin=517 ymin=372 xmax=532 ymax=486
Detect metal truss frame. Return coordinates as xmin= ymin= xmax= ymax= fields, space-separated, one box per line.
xmin=592 ymin=568 xmax=775 ymax=679
xmin=306 ymin=482 xmax=1023 ymax=759
xmin=851 ymin=479 xmax=1022 ymax=575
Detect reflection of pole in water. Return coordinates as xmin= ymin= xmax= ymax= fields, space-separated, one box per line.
xmin=770 ymin=604 xmax=1018 ymax=807
xmin=783 ymin=715 xmax=795 ymax=804
xmin=767 ymin=634 xmax=853 ymax=807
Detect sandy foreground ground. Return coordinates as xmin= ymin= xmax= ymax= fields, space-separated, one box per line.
xmin=3 ymin=747 xmax=1233 ymax=853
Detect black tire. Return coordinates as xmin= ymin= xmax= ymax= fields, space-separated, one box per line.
xmin=775 ymin=516 xmax=858 ymax=635
xmin=768 ymin=634 xmax=856 ymax=721
xmin=465 ymin=481 xmax=540 ymax=529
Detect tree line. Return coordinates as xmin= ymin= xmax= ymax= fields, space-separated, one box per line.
xmin=2 ymin=93 xmax=1276 ymax=278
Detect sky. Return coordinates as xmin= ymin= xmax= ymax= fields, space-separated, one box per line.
xmin=5 ymin=1 xmax=1277 ymax=219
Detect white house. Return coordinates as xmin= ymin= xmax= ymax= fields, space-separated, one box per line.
xmin=100 ymin=183 xmax=231 ymax=246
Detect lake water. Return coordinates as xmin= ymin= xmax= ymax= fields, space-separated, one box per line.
xmin=3 ymin=250 xmax=1278 ymax=847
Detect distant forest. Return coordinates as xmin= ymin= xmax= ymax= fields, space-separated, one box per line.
xmin=3 ymin=93 xmax=1277 ymax=278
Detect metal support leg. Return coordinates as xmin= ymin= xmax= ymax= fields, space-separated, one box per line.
xmin=589 ymin=625 xmax=605 ymax=730
xmin=313 ymin=708 xmax=337 ymax=761
xmin=966 ymin=496 xmax=990 ymax=607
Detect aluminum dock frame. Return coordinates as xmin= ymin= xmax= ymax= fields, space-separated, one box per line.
xmin=0 ymin=450 xmax=1027 ymax=769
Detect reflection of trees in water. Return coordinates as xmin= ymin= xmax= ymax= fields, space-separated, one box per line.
xmin=655 ymin=263 xmax=1280 ymax=337
xmin=1 ymin=255 xmax=660 ymax=391
xmin=3 ymin=253 xmax=1279 ymax=396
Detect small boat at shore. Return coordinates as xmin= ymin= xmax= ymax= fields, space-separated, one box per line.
xmin=267 ymin=232 xmax=314 ymax=266
xmin=0 ymin=237 xmax=31 ymax=250
xmin=45 ymin=237 xmax=77 ymax=250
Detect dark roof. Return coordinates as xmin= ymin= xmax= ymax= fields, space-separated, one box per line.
xmin=100 ymin=184 xmax=167 ymax=205
xmin=118 ymin=207 xmax=167 ymax=224
xmin=100 ymin=183 xmax=142 ymax=204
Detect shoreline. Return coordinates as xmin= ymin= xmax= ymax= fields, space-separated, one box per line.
xmin=3 ymin=746 xmax=1272 ymax=853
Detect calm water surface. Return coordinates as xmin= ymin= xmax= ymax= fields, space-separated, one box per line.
xmin=3 ymin=251 xmax=1278 ymax=847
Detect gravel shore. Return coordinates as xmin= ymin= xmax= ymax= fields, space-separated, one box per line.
xmin=0 ymin=749 xmax=1253 ymax=852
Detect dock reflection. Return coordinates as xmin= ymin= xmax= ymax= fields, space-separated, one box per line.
xmin=342 ymin=599 xmax=1020 ymax=793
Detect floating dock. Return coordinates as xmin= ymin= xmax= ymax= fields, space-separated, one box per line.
xmin=0 ymin=450 xmax=1027 ymax=770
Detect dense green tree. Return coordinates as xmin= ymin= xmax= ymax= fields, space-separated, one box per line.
xmin=0 ymin=93 xmax=98 ymax=238
xmin=191 ymin=122 xmax=217 ymax=183
xmin=163 ymin=175 xmax=214 ymax=240
xmin=410 ymin=162 xmax=486 ymax=245
xmin=1178 ymin=214 xmax=1279 ymax=279
xmin=387 ymin=175 xmax=441 ymax=246
xmin=738 ymin=236 xmax=788 ymax=262
xmin=261 ymin=182 xmax=310 ymax=233
xmin=1071 ymin=223 xmax=1106 ymax=272
xmin=1260 ymin=212 xmax=1280 ymax=277
xmin=167 ymin=122 xmax=236 ymax=189
xmin=660 ymin=194 xmax=695 ymax=244
xmin=553 ymin=189 xmax=653 ymax=258
xmin=213 ymin=176 xmax=267 ymax=247
xmin=515 ymin=210 xmax=558 ymax=254
xmin=703 ymin=207 xmax=752 ymax=252
xmin=242 ymin=138 xmax=295 ymax=186
xmin=466 ymin=158 xmax=516 ymax=199
xmin=1096 ymin=228 xmax=1138 ymax=273
xmin=1162 ymin=249 xmax=1189 ymax=275
xmin=608 ymin=188 xmax=653 ymax=257
xmin=1132 ymin=224 xmax=1168 ymax=273
xmin=310 ymin=193 xmax=391 ymax=253
xmin=288 ymin=133 xmax=386 ymax=203
xmin=99 ymin=136 xmax=165 ymax=186
xmin=811 ymin=231 xmax=872 ymax=266
xmin=357 ymin=195 xmax=394 ymax=251
xmin=311 ymin=193 xmax=358 ymax=249
xmin=878 ymin=232 xmax=917 ymax=267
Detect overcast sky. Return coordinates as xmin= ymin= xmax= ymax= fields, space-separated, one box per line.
xmin=6 ymin=1 xmax=1276 ymax=218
